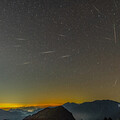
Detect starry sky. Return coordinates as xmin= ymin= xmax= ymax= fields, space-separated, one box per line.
xmin=0 ymin=0 xmax=120 ymax=106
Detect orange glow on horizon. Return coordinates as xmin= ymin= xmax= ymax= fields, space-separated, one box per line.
xmin=0 ymin=103 xmax=62 ymax=109
xmin=0 ymin=103 xmax=24 ymax=109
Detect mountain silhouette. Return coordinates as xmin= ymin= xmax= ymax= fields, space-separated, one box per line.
xmin=63 ymin=100 xmax=120 ymax=120
xmin=23 ymin=106 xmax=76 ymax=120
xmin=0 ymin=109 xmax=23 ymax=120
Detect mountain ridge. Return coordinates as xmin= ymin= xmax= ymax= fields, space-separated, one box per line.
xmin=23 ymin=106 xmax=75 ymax=120
xmin=63 ymin=100 xmax=120 ymax=120
xmin=64 ymin=100 xmax=120 ymax=105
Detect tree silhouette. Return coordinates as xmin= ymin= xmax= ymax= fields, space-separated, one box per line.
xmin=104 ymin=117 xmax=108 ymax=120
xmin=104 ymin=117 xmax=112 ymax=120
xmin=108 ymin=117 xmax=112 ymax=120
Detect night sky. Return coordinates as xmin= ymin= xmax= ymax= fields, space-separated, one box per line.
xmin=0 ymin=0 xmax=120 ymax=106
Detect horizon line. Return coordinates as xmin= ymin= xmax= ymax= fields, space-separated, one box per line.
xmin=0 ymin=99 xmax=119 ymax=109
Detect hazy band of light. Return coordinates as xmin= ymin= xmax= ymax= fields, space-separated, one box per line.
xmin=0 ymin=103 xmax=62 ymax=109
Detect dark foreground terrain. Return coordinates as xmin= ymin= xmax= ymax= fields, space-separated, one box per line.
xmin=23 ymin=106 xmax=75 ymax=120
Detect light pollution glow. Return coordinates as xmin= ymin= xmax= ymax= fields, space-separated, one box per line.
xmin=0 ymin=103 xmax=62 ymax=109
xmin=0 ymin=0 xmax=120 ymax=109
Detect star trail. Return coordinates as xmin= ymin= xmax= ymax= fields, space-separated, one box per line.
xmin=0 ymin=0 xmax=120 ymax=107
